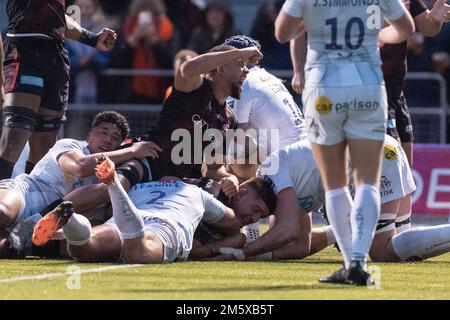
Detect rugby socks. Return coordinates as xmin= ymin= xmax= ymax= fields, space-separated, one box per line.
xmin=395 ymin=213 xmax=411 ymax=233
xmin=325 ymin=187 xmax=353 ymax=269
xmin=63 ymin=213 xmax=92 ymax=246
xmin=108 ymin=174 xmax=144 ymax=240
xmin=392 ymin=224 xmax=450 ymax=261
xmin=243 ymin=222 xmax=261 ymax=244
xmin=351 ymin=184 xmax=380 ymax=268
xmin=0 ymin=157 xmax=14 ymax=180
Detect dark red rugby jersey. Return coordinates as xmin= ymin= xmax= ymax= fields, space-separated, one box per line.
xmin=381 ymin=0 xmax=427 ymax=86
xmin=7 ymin=0 xmax=67 ymax=42
xmin=148 ymin=79 xmax=238 ymax=179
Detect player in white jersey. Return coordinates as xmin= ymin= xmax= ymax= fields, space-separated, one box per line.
xmin=0 ymin=111 xmax=161 ymax=258
xmin=218 ymin=136 xmax=450 ymax=269
xmin=224 ymin=36 xmax=306 ymax=174
xmin=274 ymin=0 xmax=415 ymax=284
xmin=31 ymin=156 xmax=277 ymax=264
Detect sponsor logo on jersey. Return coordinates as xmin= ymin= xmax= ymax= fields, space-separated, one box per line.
xmin=380 ymin=175 xmax=394 ymax=197
xmin=384 ymin=144 xmax=398 ymax=161
xmin=315 ymin=96 xmax=333 ymax=115
xmin=335 ymin=99 xmax=379 ymax=113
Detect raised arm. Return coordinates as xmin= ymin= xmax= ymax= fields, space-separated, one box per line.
xmin=414 ymin=0 xmax=450 ymax=37
xmin=58 ymin=141 xmax=162 ymax=178
xmin=65 ymin=14 xmax=117 ymax=51
xmin=175 ymin=47 xmax=263 ymax=93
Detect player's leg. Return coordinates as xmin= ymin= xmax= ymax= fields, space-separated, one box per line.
xmin=312 ymin=141 xmax=353 ymax=269
xmin=121 ymin=231 xmax=164 ymax=264
xmin=309 ymin=225 xmax=336 ymax=256
xmin=395 ymin=195 xmax=412 ymax=233
xmin=67 ymin=223 xmax=122 ymax=262
xmin=26 ymin=107 xmax=65 ymax=172
xmin=0 ymin=188 xmax=23 ymax=229
xmin=0 ymin=92 xmax=41 ymax=179
xmin=369 ymin=198 xmax=401 ymax=262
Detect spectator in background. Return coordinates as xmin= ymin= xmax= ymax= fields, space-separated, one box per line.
xmin=407 ymin=32 xmax=434 ymax=72
xmin=187 ymin=0 xmax=236 ymax=54
xmin=250 ymin=0 xmax=292 ymax=70
xmin=66 ymin=0 xmax=111 ymax=103
xmin=163 ymin=0 xmax=203 ymax=49
xmin=122 ymin=0 xmax=174 ymax=104
xmin=164 ymin=49 xmax=198 ymax=99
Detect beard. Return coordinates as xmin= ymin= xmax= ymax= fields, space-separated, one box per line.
xmin=230 ymin=82 xmax=242 ymax=100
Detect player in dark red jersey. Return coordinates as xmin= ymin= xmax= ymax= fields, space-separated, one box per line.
xmin=0 ymin=0 xmax=117 ymax=179
xmin=135 ymin=44 xmax=263 ymax=197
xmin=382 ymin=0 xmax=450 ymax=167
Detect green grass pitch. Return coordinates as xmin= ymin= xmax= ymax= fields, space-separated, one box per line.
xmin=1 ymin=247 xmax=450 ymax=299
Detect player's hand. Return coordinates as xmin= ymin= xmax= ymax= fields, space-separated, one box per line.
xmin=239 ymin=47 xmax=263 ymax=65
xmin=131 ymin=141 xmax=163 ymax=159
xmin=430 ymin=0 xmax=450 ymax=23
xmin=96 ymin=28 xmax=117 ymax=51
xmin=220 ymin=175 xmax=239 ymax=198
xmin=291 ymin=69 xmax=305 ymax=94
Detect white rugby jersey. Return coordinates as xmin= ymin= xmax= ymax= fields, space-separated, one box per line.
xmin=282 ymin=0 xmax=406 ymax=87
xmin=257 ymin=139 xmax=325 ymax=213
xmin=227 ymin=66 xmax=307 ymax=155
xmin=127 ymin=181 xmax=226 ymax=261
xmin=258 ymin=135 xmax=415 ymax=213
xmin=13 ymin=139 xmax=99 ymax=217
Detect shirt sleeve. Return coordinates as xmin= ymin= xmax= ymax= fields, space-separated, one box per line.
xmin=381 ymin=0 xmax=407 ymax=21
xmin=201 ymin=190 xmax=227 ymax=224
xmin=410 ymin=0 xmax=427 ymax=17
xmin=282 ymin=0 xmax=304 ymax=18
xmin=50 ymin=139 xmax=85 ymax=162
xmin=257 ymin=149 xmax=293 ymax=195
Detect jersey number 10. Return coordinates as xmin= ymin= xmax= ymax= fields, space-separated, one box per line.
xmin=325 ymin=17 xmax=365 ymax=50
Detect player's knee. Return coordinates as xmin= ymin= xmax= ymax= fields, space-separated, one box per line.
xmin=2 ymin=106 xmax=37 ymax=132
xmin=33 ymin=114 xmax=64 ymax=133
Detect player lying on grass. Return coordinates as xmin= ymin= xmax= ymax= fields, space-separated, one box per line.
xmin=31 ymin=156 xmax=276 ymax=264
xmin=213 ymin=135 xmax=450 ymax=284
xmin=0 ymin=111 xmax=162 ymax=258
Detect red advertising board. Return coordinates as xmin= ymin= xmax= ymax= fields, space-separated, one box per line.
xmin=412 ymin=144 xmax=450 ymax=214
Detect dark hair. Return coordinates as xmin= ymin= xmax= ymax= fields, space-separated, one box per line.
xmin=224 ymin=35 xmax=261 ymax=50
xmin=248 ymin=177 xmax=277 ymax=214
xmin=90 ymin=111 xmax=130 ymax=140
xmin=208 ymin=44 xmax=236 ymax=53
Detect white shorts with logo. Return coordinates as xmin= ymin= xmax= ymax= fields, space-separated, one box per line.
xmin=379 ymin=135 xmax=416 ymax=204
xmin=303 ymin=85 xmax=388 ymax=145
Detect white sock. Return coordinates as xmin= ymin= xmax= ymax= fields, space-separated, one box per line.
xmin=323 ymin=225 xmax=336 ymax=246
xmin=325 ymin=187 xmax=353 ymax=269
xmin=108 ymin=174 xmax=144 ymax=240
xmin=395 ymin=213 xmax=411 ymax=233
xmin=351 ymin=184 xmax=380 ymax=267
xmin=243 ymin=222 xmax=260 ymax=244
xmin=392 ymin=224 xmax=450 ymax=261
xmin=63 ymin=213 xmax=92 ymax=246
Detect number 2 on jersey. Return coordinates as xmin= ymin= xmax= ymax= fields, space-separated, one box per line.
xmin=325 ymin=17 xmax=365 ymax=50
xmin=146 ymin=190 xmax=166 ymax=206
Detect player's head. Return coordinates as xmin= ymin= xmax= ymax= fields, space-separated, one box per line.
xmin=208 ymin=44 xmax=248 ymax=100
xmin=224 ymin=35 xmax=261 ymax=51
xmin=87 ymin=111 xmax=130 ymax=153
xmin=231 ymin=177 xmax=277 ymax=226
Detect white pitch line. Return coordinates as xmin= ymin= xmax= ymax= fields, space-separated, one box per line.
xmin=0 ymin=264 xmax=143 ymax=284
